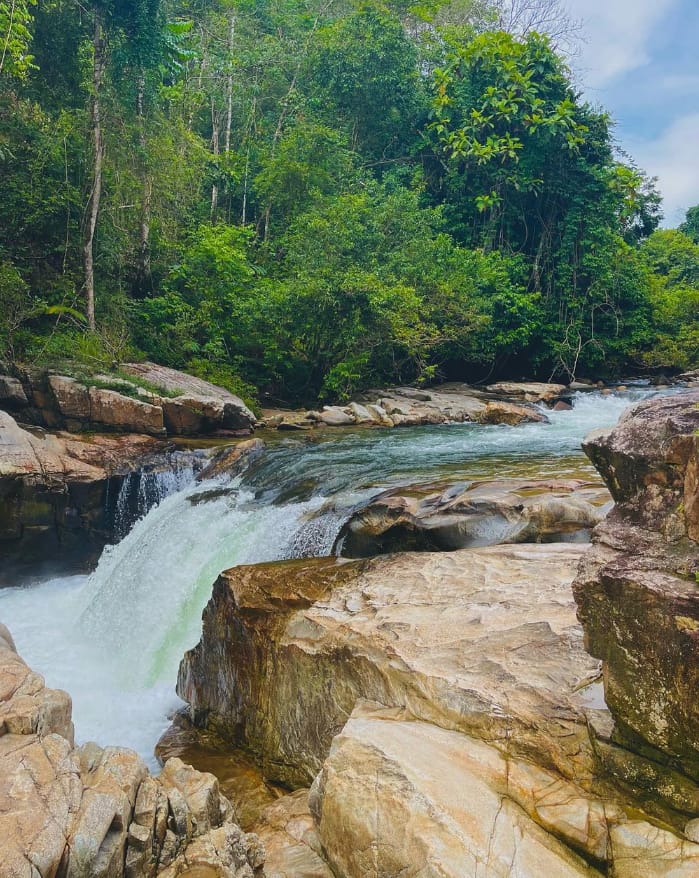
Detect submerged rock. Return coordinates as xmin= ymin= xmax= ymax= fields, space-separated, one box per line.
xmin=0 ymin=627 xmax=265 ymax=878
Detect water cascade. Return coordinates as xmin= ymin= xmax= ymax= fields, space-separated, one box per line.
xmin=0 ymin=390 xmax=656 ymax=767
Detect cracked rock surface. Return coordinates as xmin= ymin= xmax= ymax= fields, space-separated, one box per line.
xmin=176 ymin=533 xmax=699 ymax=877
xmin=0 ymin=621 xmax=265 ymax=878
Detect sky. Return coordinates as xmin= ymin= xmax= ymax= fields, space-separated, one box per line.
xmin=560 ymin=0 xmax=699 ymax=227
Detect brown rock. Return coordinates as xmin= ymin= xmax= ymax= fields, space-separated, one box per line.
xmin=254 ymin=790 xmax=333 ymax=878
xmin=336 ymin=477 xmax=609 ymax=557
xmin=177 ymin=545 xmax=600 ymax=788
xmin=573 ymin=391 xmax=699 ymax=777
xmin=311 ymin=706 xmax=604 ymax=878
xmin=485 ymin=381 xmax=567 ymax=402
xmin=121 ymin=363 xmax=256 ymax=433
xmin=479 ymin=399 xmax=550 ymax=425
xmin=0 ymin=626 xmax=265 ymax=878
xmin=0 ymin=629 xmax=73 ymax=741
xmin=0 ymin=410 xmax=179 ymax=580
xmin=88 ymin=386 xmax=165 ymax=435
xmin=0 ymin=374 xmax=28 ymax=409
xmin=318 ymin=407 xmax=355 ymax=427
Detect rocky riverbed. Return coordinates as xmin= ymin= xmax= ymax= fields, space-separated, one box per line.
xmin=4 ymin=380 xmax=699 ymax=876
xmin=168 ymin=390 xmax=699 ymax=877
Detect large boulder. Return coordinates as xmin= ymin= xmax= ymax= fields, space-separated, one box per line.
xmin=3 ymin=365 xmax=257 ymax=437
xmin=177 ymin=545 xmax=601 ymax=789
xmin=336 ymin=477 xmax=610 ymax=556
xmin=310 ymin=705 xmax=605 ymax=878
xmin=122 ymin=363 xmax=257 ymax=434
xmin=573 ymin=390 xmax=699 ymax=779
xmin=48 ymin=375 xmax=166 ymax=436
xmin=0 ymin=624 xmax=265 ymax=878
xmin=485 ymin=381 xmax=567 ymax=403
xmin=174 ymin=543 xmax=699 ymax=875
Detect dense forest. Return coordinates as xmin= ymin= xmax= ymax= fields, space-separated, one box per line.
xmin=1 ymin=0 xmax=698 ymax=405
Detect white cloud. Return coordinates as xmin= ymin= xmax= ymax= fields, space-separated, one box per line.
xmin=629 ymin=113 xmax=699 ymax=227
xmin=562 ymin=0 xmax=679 ymax=87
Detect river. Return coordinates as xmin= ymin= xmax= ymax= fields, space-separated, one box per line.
xmin=0 ymin=389 xmax=655 ymax=768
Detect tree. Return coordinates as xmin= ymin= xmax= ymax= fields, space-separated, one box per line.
xmin=680 ymin=205 xmax=699 ymax=244
xmin=0 ymin=0 xmax=36 ymax=80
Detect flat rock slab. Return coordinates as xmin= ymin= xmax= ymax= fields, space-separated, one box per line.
xmin=0 ymin=410 xmax=164 ymax=484
xmin=178 ymin=545 xmax=601 ymax=788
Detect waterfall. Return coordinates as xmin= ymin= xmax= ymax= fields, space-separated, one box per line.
xmin=109 ymin=452 xmax=203 ymax=539
xmin=0 ymin=389 xmax=662 ymax=767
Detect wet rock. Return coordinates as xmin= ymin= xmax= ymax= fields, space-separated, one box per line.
xmin=196 ymin=440 xmax=265 ymax=482
xmin=480 ymin=399 xmax=549 ymax=424
xmin=485 ymin=381 xmax=567 ymax=403
xmin=573 ymin=391 xmax=699 ymax=777
xmin=0 ymin=410 xmax=188 ymax=580
xmin=336 ymin=477 xmax=610 ymax=557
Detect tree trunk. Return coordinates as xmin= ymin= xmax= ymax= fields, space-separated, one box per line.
xmin=210 ymin=96 xmax=219 ymax=217
xmin=83 ymin=10 xmax=106 ymax=332
xmin=224 ymin=15 xmax=235 ymax=156
xmin=136 ymin=70 xmax=152 ymax=292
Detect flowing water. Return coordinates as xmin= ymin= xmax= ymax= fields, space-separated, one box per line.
xmin=0 ymin=389 xmax=659 ymax=768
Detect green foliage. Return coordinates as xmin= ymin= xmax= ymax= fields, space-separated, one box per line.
xmin=0 ymin=0 xmax=690 ymax=401
xmin=636 ymin=229 xmax=699 ymax=370
xmin=0 ymin=260 xmax=35 ymax=360
xmin=0 ymin=0 xmax=37 ymax=80
xmin=308 ymin=3 xmax=426 ymax=161
xmin=186 ymin=358 xmax=261 ymax=415
xmin=680 ymin=205 xmax=699 ymax=244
